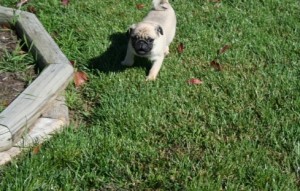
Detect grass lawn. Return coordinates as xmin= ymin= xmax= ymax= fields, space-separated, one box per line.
xmin=0 ymin=24 xmax=36 ymax=112
xmin=1 ymin=0 xmax=300 ymax=190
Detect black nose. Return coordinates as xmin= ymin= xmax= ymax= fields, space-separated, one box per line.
xmin=136 ymin=40 xmax=148 ymax=49
xmin=133 ymin=39 xmax=152 ymax=55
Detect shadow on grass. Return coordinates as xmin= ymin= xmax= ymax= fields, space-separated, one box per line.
xmin=88 ymin=32 xmax=151 ymax=75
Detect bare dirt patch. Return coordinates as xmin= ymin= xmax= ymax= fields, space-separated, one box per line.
xmin=0 ymin=24 xmax=36 ymax=111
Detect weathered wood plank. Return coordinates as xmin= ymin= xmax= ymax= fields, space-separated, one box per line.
xmin=0 ymin=125 xmax=12 ymax=151
xmin=0 ymin=6 xmax=20 ymax=23
xmin=0 ymin=6 xmax=71 ymax=68
xmin=0 ymin=63 xmax=73 ymax=151
xmin=1 ymin=117 xmax=66 ymax=165
xmin=0 ymin=6 xmax=74 ymax=151
xmin=16 ymin=9 xmax=71 ymax=68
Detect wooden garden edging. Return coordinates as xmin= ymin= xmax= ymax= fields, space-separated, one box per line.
xmin=0 ymin=6 xmax=74 ymax=151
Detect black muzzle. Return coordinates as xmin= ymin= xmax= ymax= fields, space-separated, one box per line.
xmin=132 ymin=39 xmax=153 ymax=55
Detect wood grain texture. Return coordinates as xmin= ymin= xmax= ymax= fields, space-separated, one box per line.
xmin=0 ymin=6 xmax=20 ymax=23
xmin=0 ymin=118 xmax=66 ymax=165
xmin=15 ymin=8 xmax=71 ymax=68
xmin=0 ymin=6 xmax=74 ymax=151
xmin=0 ymin=125 xmax=12 ymax=151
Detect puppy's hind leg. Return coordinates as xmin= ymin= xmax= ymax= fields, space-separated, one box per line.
xmin=121 ymin=45 xmax=135 ymax=66
xmin=146 ymin=56 xmax=164 ymax=81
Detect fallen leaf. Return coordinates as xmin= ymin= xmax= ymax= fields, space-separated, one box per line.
xmin=0 ymin=23 xmax=11 ymax=30
xmin=61 ymin=0 xmax=70 ymax=6
xmin=1 ymin=100 xmax=9 ymax=107
xmin=18 ymin=50 xmax=27 ymax=55
xmin=33 ymin=144 xmax=41 ymax=154
xmin=218 ymin=45 xmax=231 ymax=55
xmin=51 ymin=31 xmax=60 ymax=39
xmin=210 ymin=60 xmax=222 ymax=71
xmin=70 ymin=60 xmax=76 ymax=66
xmin=16 ymin=0 xmax=28 ymax=7
xmin=74 ymin=71 xmax=88 ymax=88
xmin=27 ymin=5 xmax=37 ymax=14
xmin=177 ymin=43 xmax=185 ymax=54
xmin=188 ymin=78 xmax=203 ymax=85
xmin=136 ymin=4 xmax=145 ymax=10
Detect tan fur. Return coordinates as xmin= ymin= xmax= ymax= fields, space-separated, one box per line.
xmin=121 ymin=0 xmax=176 ymax=81
xmin=153 ymin=0 xmax=169 ymax=10
xmin=133 ymin=24 xmax=157 ymax=39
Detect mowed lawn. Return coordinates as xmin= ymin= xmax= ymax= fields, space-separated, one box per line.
xmin=1 ymin=0 xmax=300 ymax=190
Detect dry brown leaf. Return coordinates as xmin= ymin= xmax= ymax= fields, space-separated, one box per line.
xmin=1 ymin=23 xmax=11 ymax=30
xmin=219 ymin=45 xmax=231 ymax=55
xmin=18 ymin=50 xmax=27 ymax=55
xmin=188 ymin=78 xmax=203 ymax=85
xmin=74 ymin=71 xmax=88 ymax=88
xmin=61 ymin=0 xmax=70 ymax=6
xmin=177 ymin=42 xmax=185 ymax=54
xmin=33 ymin=144 xmax=41 ymax=154
xmin=1 ymin=100 xmax=9 ymax=107
xmin=27 ymin=5 xmax=37 ymax=14
xmin=136 ymin=4 xmax=145 ymax=10
xmin=210 ymin=60 xmax=222 ymax=71
xmin=70 ymin=60 xmax=76 ymax=66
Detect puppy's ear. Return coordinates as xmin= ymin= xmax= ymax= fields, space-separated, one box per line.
xmin=127 ymin=24 xmax=136 ymax=36
xmin=156 ymin=26 xmax=163 ymax=35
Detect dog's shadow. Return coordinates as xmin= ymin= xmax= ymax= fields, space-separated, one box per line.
xmin=88 ymin=32 xmax=151 ymax=75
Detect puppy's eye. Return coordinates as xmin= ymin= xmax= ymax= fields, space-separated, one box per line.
xmin=131 ymin=36 xmax=138 ymax=42
xmin=147 ymin=38 xmax=154 ymax=43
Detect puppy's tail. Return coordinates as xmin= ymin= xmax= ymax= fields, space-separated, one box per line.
xmin=152 ymin=0 xmax=169 ymax=11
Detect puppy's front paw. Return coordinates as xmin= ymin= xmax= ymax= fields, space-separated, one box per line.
xmin=146 ymin=74 xmax=157 ymax=81
xmin=121 ymin=60 xmax=133 ymax=66
xmin=164 ymin=47 xmax=170 ymax=56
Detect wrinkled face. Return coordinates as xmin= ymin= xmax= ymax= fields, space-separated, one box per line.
xmin=131 ymin=36 xmax=154 ymax=55
xmin=129 ymin=23 xmax=163 ymax=56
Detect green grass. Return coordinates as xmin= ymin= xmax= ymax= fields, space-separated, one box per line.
xmin=0 ymin=27 xmax=36 ymax=112
xmin=0 ymin=34 xmax=35 ymax=73
xmin=1 ymin=0 xmax=300 ymax=190
xmin=0 ymin=50 xmax=33 ymax=73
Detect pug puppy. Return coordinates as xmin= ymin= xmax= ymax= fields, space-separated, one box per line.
xmin=121 ymin=0 xmax=176 ymax=80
